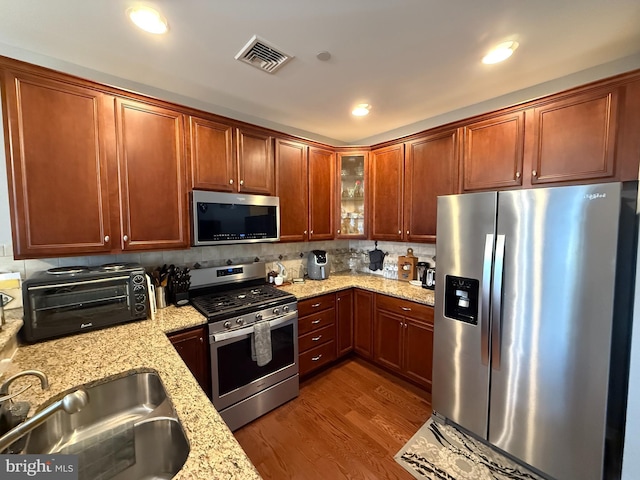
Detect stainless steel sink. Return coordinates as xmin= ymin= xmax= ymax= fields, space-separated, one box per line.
xmin=22 ymin=371 xmax=189 ymax=479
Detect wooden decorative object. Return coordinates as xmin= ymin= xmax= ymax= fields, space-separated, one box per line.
xmin=398 ymin=248 xmax=418 ymax=282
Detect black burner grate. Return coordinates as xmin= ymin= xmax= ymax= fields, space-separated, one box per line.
xmin=191 ymin=285 xmax=294 ymax=318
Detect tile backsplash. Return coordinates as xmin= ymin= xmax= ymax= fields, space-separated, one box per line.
xmin=0 ymin=240 xmax=436 ymax=281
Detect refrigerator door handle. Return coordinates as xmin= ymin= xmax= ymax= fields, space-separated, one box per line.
xmin=481 ymin=234 xmax=494 ymax=366
xmin=491 ymin=234 xmax=506 ymax=370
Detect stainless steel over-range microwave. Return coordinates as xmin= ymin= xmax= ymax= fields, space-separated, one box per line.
xmin=191 ymin=190 xmax=280 ymax=246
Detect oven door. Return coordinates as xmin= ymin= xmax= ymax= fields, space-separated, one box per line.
xmin=209 ymin=311 xmax=298 ymax=411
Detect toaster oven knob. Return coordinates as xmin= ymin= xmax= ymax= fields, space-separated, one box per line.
xmin=236 ymin=318 xmax=244 ymax=326
xmin=133 ymin=274 xmax=144 ymax=284
xmin=134 ymin=304 xmax=145 ymax=313
xmin=224 ymin=321 xmax=231 ymax=329
xmin=272 ymin=308 xmax=280 ymax=315
xmin=255 ymin=313 xmax=263 ymax=321
xmin=283 ymin=305 xmax=289 ymax=313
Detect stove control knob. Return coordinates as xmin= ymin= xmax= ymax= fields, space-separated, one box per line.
xmin=236 ymin=318 xmax=244 ymax=326
xmin=224 ymin=321 xmax=231 ymax=329
xmin=272 ymin=308 xmax=280 ymax=315
xmin=283 ymin=305 xmax=289 ymax=313
xmin=255 ymin=313 xmax=263 ymax=321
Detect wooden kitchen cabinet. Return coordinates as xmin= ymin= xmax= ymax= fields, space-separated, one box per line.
xmin=336 ymin=289 xmax=354 ymax=357
xmin=188 ymin=116 xmax=235 ymax=192
xmin=336 ymin=152 xmax=368 ymax=239
xmin=404 ymin=129 xmax=459 ymax=242
xmin=236 ymin=127 xmax=275 ymax=195
xmin=115 ymin=98 xmax=190 ymax=251
xmin=373 ymin=294 xmax=434 ymax=390
xmin=168 ymin=326 xmax=211 ymax=396
xmin=308 ymin=146 xmax=335 ymax=241
xmin=298 ymin=294 xmax=337 ymax=376
xmin=353 ymin=289 xmax=374 ymax=359
xmin=370 ymin=143 xmax=404 ymax=241
xmin=526 ymin=88 xmax=618 ymax=185
xmin=1 ymin=69 xmax=115 ymax=258
xmin=462 ymin=111 xmax=525 ymax=191
xmin=275 ymin=138 xmax=309 ymax=242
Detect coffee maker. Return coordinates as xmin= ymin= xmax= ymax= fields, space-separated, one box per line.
xmin=416 ymin=261 xmax=436 ymax=290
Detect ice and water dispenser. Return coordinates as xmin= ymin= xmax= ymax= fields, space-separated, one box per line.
xmin=444 ymin=275 xmax=480 ymax=325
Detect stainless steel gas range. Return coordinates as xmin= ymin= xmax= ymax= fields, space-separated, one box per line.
xmin=189 ymin=262 xmax=299 ymax=431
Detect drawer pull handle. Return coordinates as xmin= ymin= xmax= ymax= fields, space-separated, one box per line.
xmin=312 ymin=335 xmax=322 ymax=341
xmin=311 ymin=319 xmax=321 ymax=324
xmin=401 ymin=307 xmax=412 ymax=311
xmin=311 ymin=354 xmax=323 ymax=362
xmin=311 ymin=303 xmax=321 ymax=308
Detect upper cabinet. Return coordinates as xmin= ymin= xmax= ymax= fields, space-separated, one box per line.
xmin=462 ymin=111 xmax=525 ymax=191
xmin=526 ymin=88 xmax=618 ymax=185
xmin=1 ymin=70 xmax=115 ymax=258
xmin=336 ymin=152 xmax=368 ymax=239
xmin=188 ymin=116 xmax=235 ymax=192
xmin=236 ymin=127 xmax=275 ymax=195
xmin=115 ymin=98 xmax=189 ymax=251
xmin=404 ymin=130 xmax=459 ymax=242
xmin=370 ymin=144 xmax=404 ymax=241
xmin=275 ymin=138 xmax=309 ymax=242
xmin=308 ymin=146 xmax=335 ymax=241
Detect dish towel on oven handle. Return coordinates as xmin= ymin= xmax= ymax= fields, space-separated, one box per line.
xmin=251 ymin=320 xmax=272 ymax=366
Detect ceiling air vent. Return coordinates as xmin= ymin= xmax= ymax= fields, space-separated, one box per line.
xmin=235 ymin=35 xmax=294 ymax=74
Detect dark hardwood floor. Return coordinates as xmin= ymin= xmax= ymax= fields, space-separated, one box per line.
xmin=234 ymin=357 xmax=432 ymax=479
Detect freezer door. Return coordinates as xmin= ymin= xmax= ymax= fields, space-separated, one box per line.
xmin=489 ymin=183 xmax=623 ymax=480
xmin=433 ymin=191 xmax=497 ymax=439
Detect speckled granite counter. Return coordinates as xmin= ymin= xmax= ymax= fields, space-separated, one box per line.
xmin=0 ymin=274 xmax=431 ymax=479
xmin=0 ymin=308 xmax=260 ymax=480
xmin=277 ymin=273 xmax=436 ymax=306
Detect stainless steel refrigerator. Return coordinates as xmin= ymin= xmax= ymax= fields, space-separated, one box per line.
xmin=432 ymin=182 xmax=638 ymax=480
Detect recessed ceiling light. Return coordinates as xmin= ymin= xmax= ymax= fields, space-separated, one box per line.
xmin=352 ymin=104 xmax=371 ymax=116
xmin=127 ymin=6 xmax=169 ymax=34
xmin=482 ymin=41 xmax=519 ymax=64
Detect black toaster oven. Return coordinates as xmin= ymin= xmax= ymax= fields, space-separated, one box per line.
xmin=21 ymin=263 xmax=148 ymax=342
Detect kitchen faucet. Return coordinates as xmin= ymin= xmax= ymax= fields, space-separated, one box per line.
xmin=0 ymin=389 xmax=88 ymax=452
xmin=0 ymin=370 xmax=50 ymax=397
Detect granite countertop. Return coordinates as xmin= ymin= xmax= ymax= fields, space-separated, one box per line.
xmin=0 ymin=273 xmax=433 ymax=479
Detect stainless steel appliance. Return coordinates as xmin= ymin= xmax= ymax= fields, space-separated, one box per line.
xmin=191 ymin=190 xmax=280 ymax=246
xmin=308 ymin=250 xmax=330 ymax=280
xmin=189 ymin=262 xmax=298 ymax=431
xmin=22 ymin=263 xmax=148 ymax=342
xmin=433 ymin=182 xmax=638 ymax=480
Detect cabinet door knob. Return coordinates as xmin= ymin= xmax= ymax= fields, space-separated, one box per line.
xmin=310 ymin=230 xmax=314 ymax=235
xmin=406 ymin=230 xmax=409 ymax=235
xmin=229 ymin=179 xmax=234 ymax=184
xmin=239 ymin=180 xmax=244 ymax=186
xmin=532 ymin=170 xmax=538 ymax=177
xmin=515 ymin=171 xmax=521 ymax=179
xmin=199 ymin=337 xmax=203 ymax=343
xmin=104 ymin=235 xmax=110 ymax=243
xmin=304 ymin=230 xmax=308 ymax=235
xmin=398 ymin=230 xmax=401 ymax=235
xmin=123 ymin=235 xmax=129 ymax=242
xmin=337 ymin=229 xmax=341 ymax=234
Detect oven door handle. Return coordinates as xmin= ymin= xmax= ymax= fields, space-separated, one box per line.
xmin=210 ymin=311 xmax=297 ymax=343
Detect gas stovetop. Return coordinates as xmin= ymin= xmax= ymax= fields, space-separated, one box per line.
xmin=191 ymin=284 xmax=295 ymax=321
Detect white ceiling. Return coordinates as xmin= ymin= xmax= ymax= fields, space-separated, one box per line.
xmin=0 ymin=0 xmax=639 ymax=145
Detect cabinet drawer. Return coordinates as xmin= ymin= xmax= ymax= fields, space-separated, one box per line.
xmin=375 ymin=294 xmax=434 ymax=324
xmin=298 ymin=293 xmax=336 ymax=317
xmin=299 ymin=324 xmax=335 ymax=353
xmin=299 ymin=341 xmax=336 ymax=376
xmin=298 ymin=308 xmax=336 ymax=335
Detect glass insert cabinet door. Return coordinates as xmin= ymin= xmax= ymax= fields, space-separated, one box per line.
xmin=337 ymin=152 xmax=367 ymax=238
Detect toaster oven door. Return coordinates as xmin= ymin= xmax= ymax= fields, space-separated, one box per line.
xmin=23 ymin=276 xmax=141 ymax=341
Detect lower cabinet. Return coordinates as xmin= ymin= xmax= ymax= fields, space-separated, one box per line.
xmin=373 ymin=294 xmax=434 ymax=391
xmin=354 ymin=289 xmax=374 ymax=359
xmin=296 ymin=289 xmax=433 ymax=392
xmin=167 ymin=326 xmax=211 ymax=396
xmin=298 ymin=293 xmax=337 ymax=376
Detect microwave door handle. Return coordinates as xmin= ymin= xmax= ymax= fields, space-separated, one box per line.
xmin=491 ymin=234 xmax=506 ymax=370
xmin=481 ymin=234 xmax=494 ymax=366
xmin=211 ymin=311 xmax=297 ymax=342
